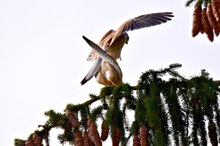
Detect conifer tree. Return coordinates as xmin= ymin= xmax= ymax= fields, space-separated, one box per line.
xmin=14 ymin=64 xmax=220 ymax=146
xmin=14 ymin=1 xmax=220 ymax=145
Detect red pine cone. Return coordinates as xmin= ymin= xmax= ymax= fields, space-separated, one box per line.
xmin=87 ymin=118 xmax=92 ymax=128
xmin=112 ymin=128 xmax=121 ymax=146
xmin=133 ymin=134 xmax=140 ymax=146
xmin=211 ymin=0 xmax=220 ymax=22
xmin=74 ymin=130 xmax=83 ymax=146
xmin=208 ymin=121 xmax=218 ymax=146
xmin=88 ymin=119 xmax=102 ymax=146
xmin=33 ymin=133 xmax=43 ymax=146
xmin=201 ymin=8 xmax=214 ymax=41
xmin=66 ymin=111 xmax=80 ymax=128
xmin=101 ymin=120 xmax=109 ymax=141
xmin=139 ymin=126 xmax=147 ymax=146
xmin=206 ymin=3 xmax=220 ymax=36
xmin=192 ymin=5 xmax=202 ymax=37
xmin=64 ymin=121 xmax=72 ymax=132
xmin=83 ymin=131 xmax=92 ymax=146
xmin=25 ymin=139 xmax=34 ymax=146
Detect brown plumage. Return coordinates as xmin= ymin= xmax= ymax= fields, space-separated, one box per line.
xmin=87 ymin=12 xmax=174 ymax=61
xmin=96 ymin=61 xmax=122 ymax=86
xmin=82 ymin=12 xmax=174 ymax=86
xmin=81 ymin=36 xmax=123 ymax=86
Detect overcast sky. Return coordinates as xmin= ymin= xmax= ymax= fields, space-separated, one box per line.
xmin=0 ymin=0 xmax=219 ymax=145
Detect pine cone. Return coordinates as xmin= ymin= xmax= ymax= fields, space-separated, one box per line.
xmin=74 ymin=130 xmax=84 ymax=146
xmin=192 ymin=5 xmax=202 ymax=37
xmin=133 ymin=134 xmax=140 ymax=146
xmin=64 ymin=121 xmax=72 ymax=132
xmin=208 ymin=120 xmax=218 ymax=146
xmin=88 ymin=119 xmax=102 ymax=146
xmin=111 ymin=128 xmax=121 ymax=146
xmin=83 ymin=131 xmax=92 ymax=146
xmin=207 ymin=3 xmax=220 ymax=36
xmin=25 ymin=139 xmax=34 ymax=146
xmin=201 ymin=8 xmax=214 ymax=41
xmin=87 ymin=118 xmax=92 ymax=128
xmin=101 ymin=120 xmax=109 ymax=141
xmin=66 ymin=111 xmax=80 ymax=128
xmin=211 ymin=0 xmax=220 ymax=22
xmin=139 ymin=126 xmax=147 ymax=146
xmin=33 ymin=133 xmax=43 ymax=146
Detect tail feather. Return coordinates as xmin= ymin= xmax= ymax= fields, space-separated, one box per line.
xmin=80 ymin=75 xmax=93 ymax=85
xmin=80 ymin=57 xmax=102 ymax=85
xmin=80 ymin=78 xmax=88 ymax=85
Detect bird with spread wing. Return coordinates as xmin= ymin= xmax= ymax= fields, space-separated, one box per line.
xmin=82 ymin=36 xmax=123 ymax=86
xmin=81 ymin=12 xmax=174 ymax=86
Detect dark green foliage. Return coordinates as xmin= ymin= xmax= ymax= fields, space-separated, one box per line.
xmin=14 ymin=64 xmax=220 ymax=146
xmin=90 ymin=106 xmax=104 ymax=121
xmin=14 ymin=139 xmax=25 ymax=146
xmin=45 ymin=110 xmax=66 ymax=128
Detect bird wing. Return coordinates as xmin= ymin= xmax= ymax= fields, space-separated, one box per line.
xmin=98 ymin=29 xmax=115 ymax=47
xmin=80 ymin=57 xmax=102 ymax=85
xmin=83 ymin=36 xmax=122 ymax=79
xmin=110 ymin=12 xmax=174 ymax=45
xmin=86 ymin=29 xmax=115 ymax=61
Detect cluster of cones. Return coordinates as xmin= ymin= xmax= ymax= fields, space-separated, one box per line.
xmin=65 ymin=111 xmax=148 ymax=146
xmin=23 ymin=118 xmax=148 ymax=146
xmin=66 ymin=111 xmax=112 ymax=146
xmin=192 ymin=0 xmax=220 ymax=41
xmin=133 ymin=126 xmax=148 ymax=146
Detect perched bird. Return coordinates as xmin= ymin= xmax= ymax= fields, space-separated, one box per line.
xmin=87 ymin=12 xmax=174 ymax=62
xmin=81 ymin=12 xmax=174 ymax=86
xmin=81 ymin=36 xmax=123 ymax=86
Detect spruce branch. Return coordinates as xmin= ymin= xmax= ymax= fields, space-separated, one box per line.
xmin=14 ymin=64 xmax=220 ymax=146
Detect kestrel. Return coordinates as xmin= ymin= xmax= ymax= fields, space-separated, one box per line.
xmin=81 ymin=36 xmax=123 ymax=86
xmin=87 ymin=12 xmax=174 ymax=61
xmin=81 ymin=12 xmax=174 ymax=86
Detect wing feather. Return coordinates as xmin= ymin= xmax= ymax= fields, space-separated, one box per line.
xmin=81 ymin=57 xmax=102 ymax=85
xmin=111 ymin=12 xmax=174 ymax=44
xmin=87 ymin=30 xmax=115 ymax=61
xmin=83 ymin=36 xmax=122 ymax=79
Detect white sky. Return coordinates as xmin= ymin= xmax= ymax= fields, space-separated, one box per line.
xmin=0 ymin=0 xmax=219 ymax=145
